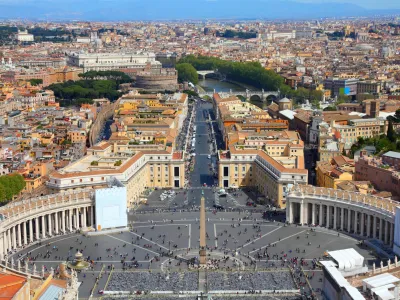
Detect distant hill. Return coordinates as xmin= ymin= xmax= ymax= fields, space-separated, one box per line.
xmin=0 ymin=0 xmax=399 ymax=21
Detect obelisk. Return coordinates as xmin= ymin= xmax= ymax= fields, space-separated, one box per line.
xmin=199 ymin=191 xmax=207 ymax=265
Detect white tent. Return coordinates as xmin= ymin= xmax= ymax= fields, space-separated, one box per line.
xmin=328 ymin=248 xmax=364 ymax=270
xmin=363 ymin=273 xmax=400 ymax=291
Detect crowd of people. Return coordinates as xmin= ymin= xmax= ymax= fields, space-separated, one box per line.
xmin=207 ymin=271 xmax=297 ymax=291
xmin=107 ymin=271 xmax=199 ymax=292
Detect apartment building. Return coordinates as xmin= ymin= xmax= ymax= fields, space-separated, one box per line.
xmin=113 ymin=91 xmax=188 ymax=147
xmin=218 ymin=143 xmax=307 ymax=208
xmin=355 ymin=151 xmax=400 ymax=197
xmin=316 ymin=155 xmax=355 ymax=189
xmin=67 ymin=52 xmax=162 ymax=72
xmin=323 ymin=78 xmax=359 ymax=97
xmin=334 ymin=118 xmax=383 ymax=144
xmin=47 ymin=141 xmax=185 ymax=207
xmin=67 ymin=129 xmax=87 ymax=143
xmin=357 ymin=81 xmax=381 ymax=94
xmin=213 ymin=93 xmax=289 ymax=148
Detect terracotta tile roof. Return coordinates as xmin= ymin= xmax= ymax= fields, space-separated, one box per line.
xmin=89 ymin=142 xmax=112 ymax=151
xmin=172 ymin=152 xmax=183 ymax=159
xmin=0 ymin=272 xmax=27 ymax=299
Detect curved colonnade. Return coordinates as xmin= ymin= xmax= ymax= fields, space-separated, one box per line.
xmin=0 ymin=190 xmax=95 ymax=261
xmin=1 ymin=184 xmax=398 ymax=266
xmin=286 ymin=185 xmax=396 ymax=247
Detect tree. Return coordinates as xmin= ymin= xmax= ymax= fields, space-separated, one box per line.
xmin=29 ymin=79 xmax=43 ymax=86
xmin=323 ymin=106 xmax=336 ymax=111
xmin=0 ymin=174 xmax=25 ymax=204
xmin=176 ymin=63 xmax=199 ymax=84
xmin=183 ymin=90 xmax=199 ymax=97
xmin=387 ymin=120 xmax=396 ymax=143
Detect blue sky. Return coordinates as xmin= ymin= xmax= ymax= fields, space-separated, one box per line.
xmin=0 ymin=0 xmax=399 ymax=9
xmin=0 ymin=0 xmax=399 ymax=20
xmin=296 ymin=0 xmax=400 ymax=9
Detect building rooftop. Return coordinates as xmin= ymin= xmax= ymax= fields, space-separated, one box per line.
xmin=383 ymin=151 xmax=400 ymax=159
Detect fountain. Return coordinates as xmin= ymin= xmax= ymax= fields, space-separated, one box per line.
xmin=67 ymin=251 xmax=89 ymax=270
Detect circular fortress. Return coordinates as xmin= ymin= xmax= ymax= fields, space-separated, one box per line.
xmin=135 ymin=68 xmax=178 ymax=90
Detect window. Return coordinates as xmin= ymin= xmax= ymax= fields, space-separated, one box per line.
xmin=242 ymin=166 xmax=246 ymax=172
xmin=174 ymin=167 xmax=180 ymax=177
xmin=224 ymin=167 xmax=229 ymax=177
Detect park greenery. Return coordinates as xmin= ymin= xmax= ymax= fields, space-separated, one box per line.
xmin=177 ymin=55 xmax=325 ymax=105
xmin=217 ymin=30 xmax=257 ymax=39
xmin=350 ymin=134 xmax=400 ymax=158
xmin=350 ymin=112 xmax=400 ymax=158
xmin=176 ymin=63 xmax=199 ymax=84
xmin=326 ymin=30 xmax=356 ymax=40
xmin=29 ymin=79 xmax=43 ymax=86
xmin=0 ymin=174 xmax=26 ymax=205
xmin=182 ymin=90 xmax=199 ymax=97
xmin=178 ymin=55 xmax=284 ymax=91
xmin=77 ymin=71 xmax=132 ymax=84
xmin=47 ymin=71 xmax=133 ymax=106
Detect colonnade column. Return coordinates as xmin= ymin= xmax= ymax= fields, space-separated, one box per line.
xmin=333 ymin=206 xmax=337 ymax=230
xmin=48 ymin=213 xmax=52 ymax=236
xmin=55 ymin=212 xmax=59 ymax=234
xmin=75 ymin=208 xmax=79 ymax=229
xmin=62 ymin=210 xmax=66 ymax=233
xmin=353 ymin=211 xmax=358 ymax=234
xmin=360 ymin=213 xmax=364 ymax=237
xmin=3 ymin=232 xmax=7 ymax=254
xmin=29 ymin=219 xmax=33 ymax=243
xmin=12 ymin=227 xmax=16 ymax=249
xmin=41 ymin=216 xmax=46 ymax=239
xmin=23 ymin=222 xmax=27 ymax=245
xmin=390 ymin=223 xmax=394 ymax=246
xmin=379 ymin=218 xmax=384 ymax=241
xmin=35 ymin=217 xmax=40 ymax=240
xmin=83 ymin=207 xmax=87 ymax=228
xmin=312 ymin=203 xmax=316 ymax=225
xmin=319 ymin=204 xmax=323 ymax=226
xmin=340 ymin=207 xmax=344 ymax=231
xmin=373 ymin=216 xmax=377 ymax=239
xmin=367 ymin=214 xmax=371 ymax=237
xmin=347 ymin=209 xmax=351 ymax=233
xmin=69 ymin=209 xmax=73 ymax=231
xmin=326 ymin=206 xmax=330 ymax=228
xmin=7 ymin=229 xmax=11 ymax=251
xmin=17 ymin=224 xmax=22 ymax=247
xmin=384 ymin=221 xmax=389 ymax=245
xmin=300 ymin=203 xmax=304 ymax=225
xmin=91 ymin=206 xmax=95 ymax=228
xmin=286 ymin=202 xmax=292 ymax=223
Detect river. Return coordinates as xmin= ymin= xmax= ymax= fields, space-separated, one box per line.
xmin=198 ymin=78 xmax=246 ymax=93
xmin=198 ymin=78 xmax=266 ymax=108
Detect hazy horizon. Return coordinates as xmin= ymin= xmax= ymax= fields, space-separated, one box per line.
xmin=0 ymin=0 xmax=400 ymax=21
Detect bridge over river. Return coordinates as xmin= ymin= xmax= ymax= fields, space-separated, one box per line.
xmin=198 ymin=88 xmax=280 ymax=102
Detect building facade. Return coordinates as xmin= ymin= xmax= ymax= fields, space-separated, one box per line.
xmin=218 ymin=146 xmax=307 ymax=208
xmin=47 ymin=141 xmax=185 ymax=207
xmin=67 ymin=52 xmax=162 ymax=72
